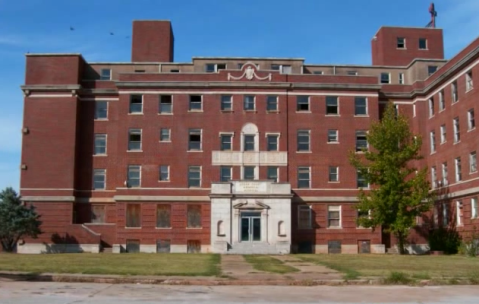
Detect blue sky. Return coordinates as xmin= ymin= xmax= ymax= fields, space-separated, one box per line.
xmin=0 ymin=0 xmax=478 ymax=191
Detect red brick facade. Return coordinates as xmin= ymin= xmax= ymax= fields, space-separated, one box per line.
xmin=18 ymin=20 xmax=479 ymax=254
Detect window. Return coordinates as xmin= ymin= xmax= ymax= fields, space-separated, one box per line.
xmin=237 ymin=63 xmax=243 ymax=69
xmin=397 ymin=37 xmax=405 ymax=48
xmin=313 ymin=71 xmax=324 ymax=75
xmin=267 ymin=166 xmax=279 ymax=182
xmin=453 ymin=118 xmax=460 ymax=143
xmin=326 ymin=96 xmax=339 ymax=115
xmin=297 ymin=130 xmax=310 ymax=151
xmin=187 ymin=205 xmax=202 ymax=228
xmin=188 ymin=166 xmax=201 ymax=187
xmin=329 ymin=166 xmax=339 ymax=182
xmin=91 ymin=205 xmax=105 ymax=223
xmin=94 ymin=134 xmax=107 ymax=155
xmin=129 ymin=95 xmax=143 ymax=114
xmin=128 ymin=129 xmax=142 ymax=151
xmin=94 ymin=101 xmax=108 ymax=119
xmin=171 ymin=69 xmax=180 ymax=73
xmin=221 ymin=95 xmax=232 ymax=111
xmin=328 ymin=206 xmax=341 ymax=228
xmin=431 ymin=166 xmax=437 ymax=188
xmin=456 ymin=201 xmax=463 ymax=226
xmin=472 ymin=197 xmax=478 ymax=219
xmin=439 ymin=90 xmax=445 ymax=111
xmin=244 ymin=135 xmax=255 ymax=151
xmin=100 ymin=68 xmax=111 ymax=80
xmin=357 ymin=171 xmax=368 ymax=188
xmin=244 ymin=95 xmax=255 ymax=110
xmin=271 ymin=64 xmax=291 ymax=74
xmin=127 ymin=165 xmax=141 ymax=188
xmin=126 ymin=204 xmax=141 ymax=227
xmin=328 ymin=129 xmax=338 ymax=143
xmin=156 ymin=205 xmax=171 ymax=228
xmin=428 ymin=98 xmax=434 ymax=117
xmin=442 ymin=162 xmax=448 ymax=186
xmin=159 ymin=95 xmax=172 ymax=114
xmin=419 ymin=38 xmax=427 ymax=50
xmin=380 ymin=73 xmax=390 ymax=84
xmin=399 ymin=73 xmax=405 ymax=84
xmin=452 ymin=81 xmax=458 ymax=103
xmin=267 ymin=134 xmax=279 ymax=151
xmin=160 ymin=128 xmax=171 ymax=142
xmin=135 ymin=70 xmax=145 ymax=73
xmin=220 ymin=134 xmax=232 ymax=151
xmin=298 ymin=205 xmax=312 ymax=229
xmin=220 ymin=166 xmax=232 ymax=182
xmin=430 ymin=131 xmax=436 ymax=153
xmin=266 ymin=95 xmax=278 ymax=111
xmin=189 ymin=95 xmax=202 ymax=111
xmin=455 ymin=157 xmax=462 ymax=182
xmin=443 ymin=202 xmax=448 ymax=227
xmin=355 ymin=131 xmax=367 ymax=152
xmin=206 ymin=63 xmax=226 ymax=72
xmin=428 ymin=66 xmax=438 ymax=76
xmin=470 ymin=152 xmax=477 ymax=173
xmin=297 ymin=167 xmax=310 ymax=188
xmin=357 ymin=210 xmax=370 ymax=228
xmin=440 ymin=124 xmax=446 ymax=144
xmin=157 ymin=240 xmax=171 ymax=253
xmin=188 ymin=129 xmax=202 ymax=151
xmin=466 ymin=71 xmax=473 ymax=91
xmin=468 ymin=109 xmax=475 ymax=130
xmin=347 ymin=71 xmax=358 ymax=76
xmin=159 ymin=165 xmax=169 ymax=181
xmin=125 ymin=240 xmax=140 ymax=252
xmin=354 ymin=97 xmax=367 ymax=115
xmin=93 ymin=169 xmax=106 ymax=190
xmin=243 ymin=166 xmax=255 ymax=180
xmin=296 ymin=96 xmax=310 ymax=112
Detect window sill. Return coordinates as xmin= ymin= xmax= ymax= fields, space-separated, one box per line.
xmin=468 ymin=128 xmax=476 ymax=133
xmin=327 ymin=142 xmax=339 ymax=144
xmin=396 ymin=48 xmax=407 ymax=50
xmin=355 ymin=151 xmax=366 ymax=154
xmin=453 ymin=141 xmax=461 ymax=145
xmin=296 ymin=151 xmax=312 ymax=153
xmin=94 ymin=119 xmax=109 ymax=121
xmin=188 ymin=110 xmax=203 ymax=113
xmin=186 ymin=227 xmax=203 ymax=230
xmin=326 ymin=227 xmax=343 ymax=230
xmin=430 ymin=151 xmax=436 ymax=155
xmin=158 ymin=180 xmax=170 ymax=182
xmin=452 ymin=101 xmax=459 ymax=105
xmin=469 ymin=171 xmax=478 ymax=175
xmin=93 ymin=154 xmax=107 ymax=157
xmin=328 ymin=181 xmax=340 ymax=184
xmin=158 ymin=113 xmax=173 ymax=115
xmin=243 ymin=110 xmax=257 ymax=113
xmin=155 ymin=227 xmax=172 ymax=230
xmin=429 ymin=115 xmax=435 ymax=119
xmin=440 ymin=141 xmax=446 ymax=145
xmin=419 ymin=48 xmax=429 ymax=51
xmin=125 ymin=227 xmax=142 ymax=229
xmin=127 ymin=150 xmax=143 ymax=153
xmin=439 ymin=109 xmax=445 ymax=113
xmin=159 ymin=140 xmax=171 ymax=143
xmin=354 ymin=115 xmax=369 ymax=118
xmin=267 ymin=110 xmax=280 ymax=114
xmin=325 ymin=114 xmax=340 ymax=117
xmin=187 ymin=150 xmax=203 ymax=153
xmin=356 ymin=227 xmax=371 ymax=230
xmin=128 ymin=113 xmax=143 ymax=115
xmin=296 ymin=111 xmax=311 ymax=114
xmin=91 ymin=189 xmax=107 ymax=191
xmin=466 ymin=88 xmax=474 ymax=93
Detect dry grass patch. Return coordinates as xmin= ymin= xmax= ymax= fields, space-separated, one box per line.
xmin=0 ymin=253 xmax=220 ymax=276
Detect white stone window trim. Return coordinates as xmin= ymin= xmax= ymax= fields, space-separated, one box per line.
xmin=241 ymin=123 xmax=259 ymax=152
xmin=188 ymin=95 xmax=203 ymax=112
xmin=92 ymin=168 xmax=107 ymax=190
xmin=469 ymin=151 xmax=477 ymax=174
xmin=265 ymin=132 xmax=281 ymax=151
xmin=327 ymin=205 xmax=342 ymax=229
xmin=127 ymin=165 xmax=142 ymax=188
xmin=129 ymin=94 xmax=144 ymax=115
xmin=471 ymin=197 xmax=478 ymax=219
xmin=159 ymin=165 xmax=170 ymax=182
xmin=94 ymin=100 xmax=109 ymax=121
xmin=159 ymin=94 xmax=174 ymax=115
xmin=456 ymin=201 xmax=463 ymax=227
xmin=159 ymin=128 xmax=172 ymax=143
xmin=100 ymin=68 xmax=112 ymax=81
xmin=220 ymin=95 xmax=233 ymax=112
xmin=328 ymin=166 xmax=339 ymax=183
xmin=93 ymin=133 xmax=108 ymax=156
xmin=128 ymin=128 xmax=142 ymax=152
xmin=240 ymin=165 xmax=258 ymax=180
xmin=466 ymin=71 xmax=474 ymax=92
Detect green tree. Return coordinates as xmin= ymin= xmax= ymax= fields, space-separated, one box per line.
xmin=0 ymin=187 xmax=42 ymax=252
xmin=349 ymin=103 xmax=434 ymax=254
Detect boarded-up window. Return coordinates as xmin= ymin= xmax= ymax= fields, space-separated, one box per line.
xmin=126 ymin=204 xmax=141 ymax=227
xmin=157 ymin=240 xmax=171 ymax=253
xmin=187 ymin=205 xmax=202 ymax=228
xmin=91 ymin=205 xmax=105 ymax=223
xmin=358 ymin=240 xmax=371 ymax=254
xmin=187 ymin=240 xmax=201 ymax=253
xmin=126 ymin=239 xmax=140 ymax=253
xmin=328 ymin=240 xmax=341 ymax=254
xmin=156 ymin=205 xmax=171 ymax=228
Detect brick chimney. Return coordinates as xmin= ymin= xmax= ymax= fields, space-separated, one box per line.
xmin=131 ymin=20 xmax=174 ymax=62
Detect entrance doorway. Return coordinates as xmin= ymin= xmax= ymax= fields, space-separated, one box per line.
xmin=240 ymin=212 xmax=261 ymax=242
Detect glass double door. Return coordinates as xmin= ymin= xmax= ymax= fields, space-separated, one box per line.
xmin=240 ymin=212 xmax=261 ymax=242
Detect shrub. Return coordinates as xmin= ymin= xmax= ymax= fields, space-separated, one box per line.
xmin=428 ymin=227 xmax=461 ymax=254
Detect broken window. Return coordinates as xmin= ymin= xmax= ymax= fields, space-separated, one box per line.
xmin=126 ymin=239 xmax=140 ymax=253
xmin=157 ymin=240 xmax=171 ymax=253
xmin=126 ymin=204 xmax=141 ymax=227
xmin=296 ymin=96 xmax=309 ymax=111
xmin=128 ymin=129 xmax=142 ymax=151
xmin=326 ymin=96 xmax=338 ymax=115
xmin=188 ymin=129 xmax=202 ymax=150
xmin=187 ymin=240 xmax=201 ymax=253
xmin=355 ymin=131 xmax=367 ymax=152
xmin=189 ymin=95 xmax=202 ymax=111
xmin=156 ymin=205 xmax=171 ymax=228
xmin=159 ymin=95 xmax=172 ymax=113
xmin=187 ymin=205 xmax=202 ymax=228
xmin=129 ymin=95 xmax=143 ymax=113
xmin=397 ymin=37 xmax=405 ymax=49
xmin=91 ymin=205 xmax=105 ymax=223
xmin=419 ymin=38 xmax=427 ymax=50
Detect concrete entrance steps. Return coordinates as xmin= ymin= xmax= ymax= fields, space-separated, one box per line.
xmin=226 ymin=242 xmax=287 ymax=254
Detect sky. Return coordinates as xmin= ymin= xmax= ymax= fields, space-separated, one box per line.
xmin=0 ymin=0 xmax=478 ymax=191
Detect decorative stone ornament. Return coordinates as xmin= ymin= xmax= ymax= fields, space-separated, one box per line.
xmin=227 ymin=62 xmax=272 ymax=81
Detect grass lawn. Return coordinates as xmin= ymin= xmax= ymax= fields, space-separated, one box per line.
xmin=297 ymin=254 xmax=479 ymax=279
xmin=0 ymin=253 xmax=221 ymax=276
xmin=243 ymin=255 xmax=299 ymax=274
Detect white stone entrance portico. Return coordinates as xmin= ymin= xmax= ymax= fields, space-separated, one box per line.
xmin=210 ymin=181 xmax=293 ymax=254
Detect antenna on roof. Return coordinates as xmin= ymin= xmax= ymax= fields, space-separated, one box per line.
xmin=426 ymin=2 xmax=437 ymax=28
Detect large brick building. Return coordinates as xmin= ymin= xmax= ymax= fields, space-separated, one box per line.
xmin=18 ymin=19 xmax=479 ymax=254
